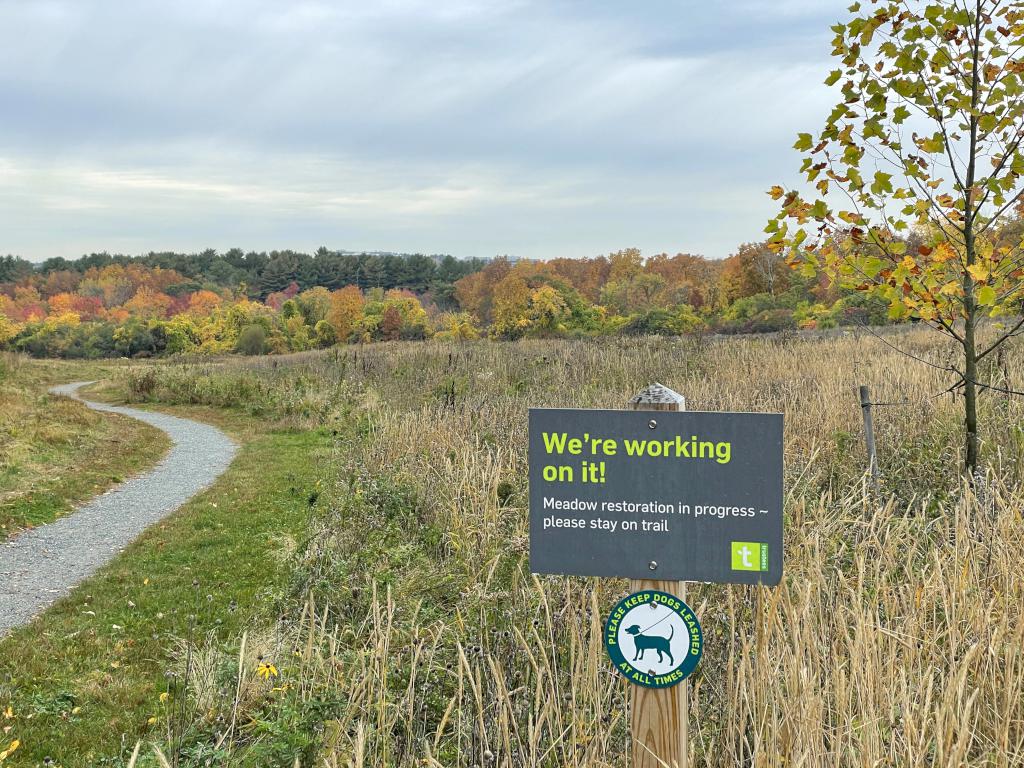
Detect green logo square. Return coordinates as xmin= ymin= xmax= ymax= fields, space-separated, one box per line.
xmin=731 ymin=542 xmax=767 ymax=571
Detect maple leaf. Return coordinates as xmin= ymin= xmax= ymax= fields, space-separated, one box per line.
xmin=966 ymin=263 xmax=990 ymax=282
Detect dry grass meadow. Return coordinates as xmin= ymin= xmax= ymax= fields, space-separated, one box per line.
xmin=0 ymin=354 xmax=169 ymax=538
xmin=77 ymin=329 xmax=1024 ymax=765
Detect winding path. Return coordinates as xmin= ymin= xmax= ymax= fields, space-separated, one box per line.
xmin=0 ymin=382 xmax=237 ymax=637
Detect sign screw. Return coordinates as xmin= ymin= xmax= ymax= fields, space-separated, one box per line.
xmin=648 ymin=419 xmax=657 ymax=429
xmin=648 ymin=560 xmax=658 ymax=570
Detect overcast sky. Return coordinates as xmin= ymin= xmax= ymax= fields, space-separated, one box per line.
xmin=0 ymin=0 xmax=846 ymax=263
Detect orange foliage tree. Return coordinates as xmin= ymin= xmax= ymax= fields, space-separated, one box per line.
xmin=327 ymin=286 xmax=365 ymax=343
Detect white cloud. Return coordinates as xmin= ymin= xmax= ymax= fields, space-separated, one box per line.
xmin=0 ymin=0 xmax=849 ymax=260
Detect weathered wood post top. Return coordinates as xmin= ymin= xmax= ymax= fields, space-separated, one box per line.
xmin=629 ymin=382 xmax=686 ymax=412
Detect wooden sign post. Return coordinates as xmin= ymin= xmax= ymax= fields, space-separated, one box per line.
xmin=628 ymin=384 xmax=688 ymax=768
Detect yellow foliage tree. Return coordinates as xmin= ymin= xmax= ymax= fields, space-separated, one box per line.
xmin=769 ymin=0 xmax=1024 ymax=473
xmin=434 ymin=312 xmax=481 ymax=340
xmin=527 ymin=284 xmax=569 ymax=334
xmin=0 ymin=314 xmax=19 ymax=347
xmin=327 ymin=286 xmax=365 ymax=343
xmin=491 ymin=274 xmax=532 ymax=338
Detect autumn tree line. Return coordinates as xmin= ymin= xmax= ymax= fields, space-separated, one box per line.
xmin=0 ymin=242 xmax=894 ymax=358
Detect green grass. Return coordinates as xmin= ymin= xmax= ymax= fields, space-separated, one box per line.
xmin=0 ymin=399 xmax=333 ymax=766
xmin=0 ymin=355 xmax=170 ymax=538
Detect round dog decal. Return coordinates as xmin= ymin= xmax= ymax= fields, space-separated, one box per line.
xmin=604 ymin=588 xmax=702 ymax=688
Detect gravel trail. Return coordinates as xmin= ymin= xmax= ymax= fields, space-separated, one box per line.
xmin=0 ymin=382 xmax=237 ymax=637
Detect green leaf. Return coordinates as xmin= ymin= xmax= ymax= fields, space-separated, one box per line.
xmin=862 ymin=256 xmax=884 ymax=278
xmin=871 ymin=171 xmax=894 ymax=195
xmin=977 ymin=285 xmax=997 ymax=306
xmin=892 ymin=106 xmax=911 ymax=124
xmin=825 ymin=69 xmax=843 ymax=86
xmin=794 ymin=133 xmax=814 ymax=151
xmin=893 ymin=79 xmax=916 ymax=98
xmin=866 ymin=92 xmax=887 ymax=113
xmin=828 ymin=104 xmax=849 ymax=124
xmin=863 ymin=119 xmax=884 ymax=139
xmin=920 ymin=133 xmax=944 ymax=153
xmin=888 ymin=300 xmax=910 ymax=321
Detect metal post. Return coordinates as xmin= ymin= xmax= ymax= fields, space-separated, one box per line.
xmin=859 ymin=385 xmax=880 ymax=497
xmin=628 ymin=383 xmax=687 ymax=768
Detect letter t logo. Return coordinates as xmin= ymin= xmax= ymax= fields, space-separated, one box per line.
xmin=731 ymin=541 xmax=767 ymax=571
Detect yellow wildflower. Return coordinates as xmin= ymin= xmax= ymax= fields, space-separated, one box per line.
xmin=256 ymin=661 xmax=279 ymax=680
xmin=0 ymin=740 xmax=19 ymax=761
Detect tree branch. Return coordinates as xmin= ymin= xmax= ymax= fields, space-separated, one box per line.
xmin=975 ymin=315 xmax=1024 ymax=360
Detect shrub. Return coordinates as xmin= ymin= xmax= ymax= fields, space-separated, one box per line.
xmin=235 ymin=324 xmax=268 ymax=355
xmin=744 ymin=308 xmax=796 ymax=333
xmin=313 ymin=319 xmax=336 ymax=347
xmin=622 ymin=309 xmax=676 ymax=335
xmin=113 ymin=321 xmax=160 ymax=358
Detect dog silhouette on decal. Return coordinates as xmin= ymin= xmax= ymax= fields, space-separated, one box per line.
xmin=624 ymin=623 xmax=674 ymax=665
